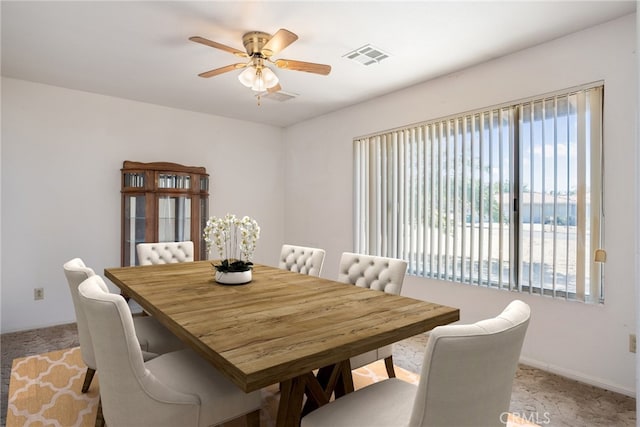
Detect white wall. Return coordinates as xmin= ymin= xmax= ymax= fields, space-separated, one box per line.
xmin=283 ymin=14 xmax=637 ymax=395
xmin=635 ymin=7 xmax=639 ymax=417
xmin=1 ymin=77 xmax=285 ymax=333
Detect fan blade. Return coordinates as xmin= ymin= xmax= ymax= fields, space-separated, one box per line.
xmin=189 ymin=36 xmax=247 ymax=58
xmin=262 ymin=29 xmax=298 ymax=57
xmin=198 ymin=63 xmax=247 ymax=78
xmin=274 ymin=59 xmax=331 ymax=75
xmin=267 ymin=83 xmax=282 ymax=94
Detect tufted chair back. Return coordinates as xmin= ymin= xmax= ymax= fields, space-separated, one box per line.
xmin=137 ymin=241 xmax=194 ymax=265
xmin=337 ymin=252 xmax=407 ymax=295
xmin=338 ymin=252 xmax=408 ymax=376
xmin=279 ymin=244 xmax=326 ymax=277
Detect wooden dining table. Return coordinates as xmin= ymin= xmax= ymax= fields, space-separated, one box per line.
xmin=104 ymin=261 xmax=459 ymax=427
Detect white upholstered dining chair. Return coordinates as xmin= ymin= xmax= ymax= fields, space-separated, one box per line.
xmin=337 ymin=252 xmax=408 ymax=377
xmin=63 ymin=258 xmax=184 ymax=393
xmin=278 ymin=244 xmax=326 ymax=277
xmin=136 ymin=240 xmax=194 ymax=265
xmin=78 ymin=275 xmax=262 ymax=427
xmin=302 ymin=300 xmax=531 ymax=427
xmin=133 ymin=241 xmax=194 ymax=312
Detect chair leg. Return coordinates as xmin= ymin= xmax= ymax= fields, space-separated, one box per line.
xmin=95 ymin=397 xmax=105 ymax=427
xmin=384 ymin=356 xmax=396 ymax=378
xmin=245 ymin=409 xmax=260 ymax=427
xmin=82 ymin=367 xmax=96 ymax=393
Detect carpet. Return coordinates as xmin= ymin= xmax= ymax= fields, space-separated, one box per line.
xmin=8 ymin=347 xmax=537 ymax=426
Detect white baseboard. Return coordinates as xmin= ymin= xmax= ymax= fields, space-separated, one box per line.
xmin=1 ymin=319 xmax=76 ymax=334
xmin=519 ymin=356 xmax=635 ymax=398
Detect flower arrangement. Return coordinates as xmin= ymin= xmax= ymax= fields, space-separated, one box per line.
xmin=203 ymin=213 xmax=260 ymax=273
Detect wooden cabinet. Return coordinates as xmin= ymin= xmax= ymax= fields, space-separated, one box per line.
xmin=120 ymin=161 xmax=209 ymax=266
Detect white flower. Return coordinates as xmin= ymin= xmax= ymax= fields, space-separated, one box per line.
xmin=203 ymin=213 xmax=260 ymax=264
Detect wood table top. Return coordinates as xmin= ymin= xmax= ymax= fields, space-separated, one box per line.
xmin=105 ymin=261 xmax=459 ymax=392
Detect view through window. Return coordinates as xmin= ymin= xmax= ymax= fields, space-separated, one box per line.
xmin=354 ymin=84 xmax=603 ymax=303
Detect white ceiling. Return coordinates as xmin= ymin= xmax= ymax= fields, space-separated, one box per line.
xmin=2 ymin=1 xmax=635 ymax=127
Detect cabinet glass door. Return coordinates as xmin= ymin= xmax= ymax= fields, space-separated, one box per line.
xmin=124 ymin=195 xmax=146 ymax=266
xmin=200 ymin=197 xmax=209 ymax=260
xmin=158 ymin=196 xmax=191 ymax=242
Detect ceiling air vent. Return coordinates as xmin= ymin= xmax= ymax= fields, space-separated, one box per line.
xmin=343 ymin=44 xmax=390 ymax=66
xmin=258 ymin=90 xmax=298 ymax=102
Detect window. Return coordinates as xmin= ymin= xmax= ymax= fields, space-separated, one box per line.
xmin=354 ymin=84 xmax=603 ymax=303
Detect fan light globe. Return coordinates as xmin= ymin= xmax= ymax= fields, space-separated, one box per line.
xmin=259 ymin=67 xmax=279 ymax=89
xmin=238 ymin=67 xmax=255 ymax=88
xmin=238 ymin=66 xmax=279 ymax=92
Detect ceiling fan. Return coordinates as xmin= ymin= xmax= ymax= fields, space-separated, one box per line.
xmin=189 ymin=29 xmax=331 ymax=94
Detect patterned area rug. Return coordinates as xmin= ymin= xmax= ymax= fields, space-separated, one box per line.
xmin=8 ymin=347 xmax=536 ymax=426
xmin=7 ymin=347 xmax=99 ymax=426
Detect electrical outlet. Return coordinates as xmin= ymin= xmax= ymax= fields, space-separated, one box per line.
xmin=34 ymin=288 xmax=44 ymax=300
xmin=630 ymin=334 xmax=636 ymax=353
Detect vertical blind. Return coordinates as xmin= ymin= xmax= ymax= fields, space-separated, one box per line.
xmin=354 ymin=85 xmax=603 ymax=303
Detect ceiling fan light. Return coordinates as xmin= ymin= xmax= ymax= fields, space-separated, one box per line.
xmin=250 ymin=67 xmax=279 ymax=92
xmin=238 ymin=67 xmax=255 ymax=87
xmin=237 ymin=62 xmax=280 ymax=92
xmin=261 ymin=67 xmax=279 ymax=88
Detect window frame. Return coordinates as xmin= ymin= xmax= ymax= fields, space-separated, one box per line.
xmin=353 ymin=82 xmax=604 ymax=303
